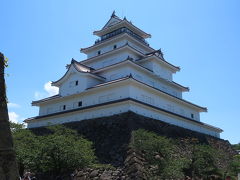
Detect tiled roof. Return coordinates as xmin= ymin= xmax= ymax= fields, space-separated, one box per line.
xmin=32 ymin=94 xmax=61 ymax=105
xmin=94 ymin=19 xmax=151 ymax=38
xmin=52 ymin=60 xmax=105 ymax=85
xmin=80 ymin=32 xmax=154 ymax=52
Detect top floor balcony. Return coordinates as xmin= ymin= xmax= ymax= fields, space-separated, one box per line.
xmin=95 ymin=27 xmax=149 ymax=46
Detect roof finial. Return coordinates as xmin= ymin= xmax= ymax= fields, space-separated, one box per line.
xmin=123 ymin=16 xmax=127 ymax=20
xmin=127 ymin=56 xmax=133 ymax=61
xmin=158 ymin=48 xmax=164 ymax=59
xmin=66 ymin=64 xmax=70 ymax=69
xmin=111 ymin=10 xmax=116 ymax=17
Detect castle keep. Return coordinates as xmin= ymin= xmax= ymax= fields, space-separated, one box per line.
xmin=25 ymin=12 xmax=222 ymax=138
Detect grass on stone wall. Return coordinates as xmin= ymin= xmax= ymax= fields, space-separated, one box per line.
xmin=131 ymin=129 xmax=239 ymax=179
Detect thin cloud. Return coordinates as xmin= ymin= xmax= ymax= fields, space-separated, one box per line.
xmin=8 ymin=112 xmax=20 ymax=123
xmin=34 ymin=81 xmax=59 ymax=100
xmin=44 ymin=81 xmax=59 ymax=96
xmin=34 ymin=91 xmax=45 ymax=100
xmin=7 ymin=102 xmax=20 ymax=108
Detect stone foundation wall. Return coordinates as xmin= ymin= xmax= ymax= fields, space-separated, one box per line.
xmin=32 ymin=112 xmax=236 ymax=179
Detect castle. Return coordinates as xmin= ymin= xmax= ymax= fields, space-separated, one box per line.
xmin=25 ymin=12 xmax=222 ymax=138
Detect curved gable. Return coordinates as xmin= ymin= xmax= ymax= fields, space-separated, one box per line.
xmin=52 ymin=61 xmax=104 ymax=87
xmin=52 ymin=64 xmax=79 ymax=87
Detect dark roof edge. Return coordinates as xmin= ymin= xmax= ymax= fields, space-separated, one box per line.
xmin=34 ymin=76 xmax=205 ymax=111
xmin=32 ymin=95 xmax=61 ymax=105
xmin=25 ymin=98 xmax=222 ymax=132
xmin=81 ymin=32 xmax=154 ymax=52
xmin=80 ymin=43 xmax=143 ymax=64
xmin=72 ymin=59 xmax=95 ymax=70
xmin=94 ymin=19 xmax=151 ymax=38
xmin=92 ymin=59 xmax=188 ymax=91
xmin=80 ymin=43 xmax=179 ymax=72
xmin=130 ymin=77 xmax=207 ymax=111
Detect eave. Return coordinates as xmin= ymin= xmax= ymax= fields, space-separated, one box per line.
xmin=32 ymin=95 xmax=61 ymax=106
xmin=93 ymin=20 xmax=151 ymax=39
xmin=25 ymin=98 xmax=222 ymax=133
xmin=93 ymin=59 xmax=189 ymax=91
xmin=80 ymin=43 xmax=145 ymax=64
xmin=80 ymin=33 xmax=154 ymax=54
xmin=136 ymin=55 xmax=180 ymax=73
xmin=129 ymin=78 xmax=207 ymax=112
xmin=31 ymin=76 xmax=130 ymax=106
xmin=172 ymin=81 xmax=190 ymax=92
xmin=80 ymin=43 xmax=179 ymax=74
xmin=72 ymin=59 xmax=95 ymax=71
xmin=33 ymin=74 xmax=205 ymax=112
xmin=88 ymin=76 xmax=206 ymax=112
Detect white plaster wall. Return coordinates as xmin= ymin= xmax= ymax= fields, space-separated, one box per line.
xmin=129 ymin=67 xmax=181 ymax=98
xmin=29 ymin=102 xmax=130 ymax=128
xmin=39 ymin=84 xmax=129 ymax=116
xmin=138 ymin=60 xmax=153 ymax=71
xmin=98 ymin=64 xmax=182 ymax=98
xmin=29 ymin=100 xmax=219 ymax=138
xmin=86 ymin=35 xmax=151 ymax=59
xmin=128 ymin=41 xmax=148 ymax=54
xmin=152 ymin=61 xmax=173 ymax=81
xmin=128 ymin=102 xmax=219 ymax=138
xmin=59 ymin=73 xmax=103 ymax=97
xmin=39 ymin=81 xmax=198 ymax=122
xmin=98 ymin=66 xmax=131 ymax=81
xmin=59 ymin=73 xmax=87 ymax=96
xmin=87 ymin=40 xmax=127 ymax=58
xmin=128 ymin=84 xmax=200 ymax=121
xmin=84 ymin=51 xmax=140 ymax=70
xmin=86 ymin=77 xmax=103 ymax=89
xmin=138 ymin=60 xmax=173 ymax=81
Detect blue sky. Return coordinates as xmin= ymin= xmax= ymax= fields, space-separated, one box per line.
xmin=1 ymin=0 xmax=239 ymax=144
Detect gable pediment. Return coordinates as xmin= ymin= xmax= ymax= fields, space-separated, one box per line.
xmin=52 ymin=61 xmax=105 ymax=87
xmin=102 ymin=16 xmax=122 ymax=30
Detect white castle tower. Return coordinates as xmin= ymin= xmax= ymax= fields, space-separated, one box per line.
xmin=25 ymin=12 xmax=222 ymax=137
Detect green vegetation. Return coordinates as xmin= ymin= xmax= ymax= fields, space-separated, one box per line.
xmin=132 ymin=129 xmax=188 ymax=179
xmin=132 ymin=129 xmax=240 ymax=179
xmin=12 ymin=123 xmax=97 ymax=176
xmin=0 ymin=53 xmax=19 ymax=179
xmin=187 ymin=144 xmax=221 ymax=179
xmin=233 ymin=143 xmax=240 ymax=151
xmin=10 ymin=122 xmax=240 ymax=179
xmin=228 ymin=155 xmax=240 ymax=177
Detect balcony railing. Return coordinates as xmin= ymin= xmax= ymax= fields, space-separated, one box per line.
xmin=95 ymin=27 xmax=149 ymax=46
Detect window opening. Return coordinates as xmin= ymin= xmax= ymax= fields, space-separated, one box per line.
xmin=191 ymin=113 xmax=194 ymax=119
xmin=78 ymin=101 xmax=82 ymax=107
